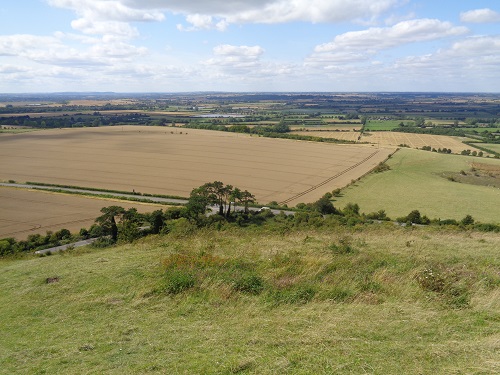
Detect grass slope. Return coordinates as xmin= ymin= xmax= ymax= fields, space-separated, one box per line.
xmin=1 ymin=226 xmax=499 ymax=374
xmin=335 ymin=148 xmax=500 ymax=223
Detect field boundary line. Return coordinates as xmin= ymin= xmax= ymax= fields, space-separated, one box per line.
xmin=279 ymin=150 xmax=380 ymax=205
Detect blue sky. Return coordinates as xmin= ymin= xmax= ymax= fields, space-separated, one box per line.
xmin=0 ymin=0 xmax=499 ymax=92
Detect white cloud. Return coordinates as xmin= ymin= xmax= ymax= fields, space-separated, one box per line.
xmin=306 ymin=19 xmax=468 ymax=68
xmin=48 ymin=0 xmax=165 ymax=22
xmin=390 ymin=36 xmax=500 ymax=89
xmin=460 ymin=8 xmax=500 ymax=24
xmin=205 ymin=45 xmax=265 ymax=71
xmin=213 ymin=45 xmax=265 ymax=58
xmin=48 ymin=0 xmax=165 ymax=36
xmin=315 ymin=19 xmax=468 ymax=53
xmin=0 ymin=33 xmax=147 ymax=67
xmin=51 ymin=0 xmax=403 ymax=34
xmin=176 ymin=14 xmax=229 ymax=32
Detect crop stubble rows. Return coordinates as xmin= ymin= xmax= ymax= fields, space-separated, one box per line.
xmin=0 ymin=187 xmax=162 ymax=239
xmin=0 ymin=126 xmax=392 ymax=205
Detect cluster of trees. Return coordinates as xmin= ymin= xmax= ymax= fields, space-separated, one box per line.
xmin=0 ymin=228 xmax=73 ymax=256
xmin=421 ymin=146 xmax=453 ymax=154
xmin=460 ymin=149 xmax=484 ymax=157
xmin=3 ymin=181 xmax=500 ymax=257
xmin=185 ymin=122 xmax=290 ymax=135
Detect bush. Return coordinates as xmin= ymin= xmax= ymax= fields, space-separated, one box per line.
xmin=328 ymin=237 xmax=356 ymax=254
xmin=90 ymin=237 xmax=115 ymax=248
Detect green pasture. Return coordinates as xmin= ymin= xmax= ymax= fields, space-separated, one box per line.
xmin=335 ymin=148 xmax=500 ymax=223
xmin=364 ymin=120 xmax=402 ymax=131
xmin=472 ymin=143 xmax=500 ymax=153
xmin=1 ymin=226 xmax=499 ymax=374
xmin=465 ymin=128 xmax=500 ymax=133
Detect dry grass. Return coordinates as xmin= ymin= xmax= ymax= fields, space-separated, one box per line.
xmin=0 ymin=126 xmax=393 ymax=205
xmin=0 ymin=187 xmax=164 ymax=239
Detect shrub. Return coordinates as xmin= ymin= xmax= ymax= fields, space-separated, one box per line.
xmin=373 ymin=162 xmax=390 ymax=173
xmin=329 ymin=237 xmax=356 ymax=254
xmin=90 ymin=237 xmax=115 ymax=248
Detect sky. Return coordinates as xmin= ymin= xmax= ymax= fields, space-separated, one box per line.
xmin=0 ymin=0 xmax=499 ymax=93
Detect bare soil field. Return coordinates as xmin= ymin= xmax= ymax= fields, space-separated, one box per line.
xmin=0 ymin=126 xmax=393 ymax=206
xmin=0 ymin=187 xmax=163 ymax=239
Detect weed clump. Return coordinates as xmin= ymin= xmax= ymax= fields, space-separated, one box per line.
xmin=232 ymin=274 xmax=264 ymax=295
xmin=328 ymin=237 xmax=356 ymax=255
xmin=161 ymin=269 xmax=195 ymax=294
xmin=416 ymin=265 xmax=471 ymax=308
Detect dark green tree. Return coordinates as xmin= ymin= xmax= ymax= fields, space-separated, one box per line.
xmin=95 ymin=206 xmax=125 ymax=242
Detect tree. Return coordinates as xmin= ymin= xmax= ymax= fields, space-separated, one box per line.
xmin=149 ymin=210 xmax=165 ymax=234
xmin=314 ymin=195 xmax=337 ymax=215
xmin=239 ymin=190 xmax=256 ymax=214
xmin=95 ymin=206 xmax=125 ymax=242
xmin=461 ymin=215 xmax=474 ymax=226
xmin=414 ymin=117 xmax=425 ymax=127
xmin=406 ymin=210 xmax=422 ymax=224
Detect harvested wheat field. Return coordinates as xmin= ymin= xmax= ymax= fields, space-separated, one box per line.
xmin=0 ymin=187 xmax=164 ymax=239
xmin=361 ymin=132 xmax=482 ymax=153
xmin=0 ymin=126 xmax=393 ymax=205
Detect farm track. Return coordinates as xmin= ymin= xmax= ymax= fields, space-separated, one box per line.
xmin=280 ymin=151 xmax=380 ymax=205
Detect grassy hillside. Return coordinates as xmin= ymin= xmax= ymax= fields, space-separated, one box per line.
xmin=335 ymin=148 xmax=500 ymax=223
xmin=1 ymin=225 xmax=499 ymax=374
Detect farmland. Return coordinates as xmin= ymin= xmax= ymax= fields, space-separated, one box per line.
xmin=291 ymin=129 xmax=485 ymax=154
xmin=0 ymin=187 xmax=164 ymax=240
xmin=0 ymin=126 xmax=393 ymax=206
xmin=334 ymin=148 xmax=500 ymax=223
xmin=360 ymin=132 xmax=482 ymax=154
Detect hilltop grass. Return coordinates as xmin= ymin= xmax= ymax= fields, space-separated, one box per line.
xmin=335 ymin=148 xmax=500 ymax=223
xmin=1 ymin=225 xmax=499 ymax=374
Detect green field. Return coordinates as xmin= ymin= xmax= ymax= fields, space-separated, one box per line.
xmin=1 ymin=225 xmax=499 ymax=374
xmin=472 ymin=143 xmax=500 ymax=153
xmin=465 ymin=128 xmax=500 ymax=133
xmin=335 ymin=148 xmax=500 ymax=223
xmin=364 ymin=120 xmax=402 ymax=131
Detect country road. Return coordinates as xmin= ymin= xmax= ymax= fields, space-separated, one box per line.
xmin=0 ymin=182 xmax=295 ymax=216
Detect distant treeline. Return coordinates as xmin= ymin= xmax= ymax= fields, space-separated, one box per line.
xmin=0 ymin=113 xmax=152 ymax=128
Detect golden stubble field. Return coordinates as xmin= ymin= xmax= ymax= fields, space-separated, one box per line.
xmin=0 ymin=187 xmax=164 ymax=239
xmin=292 ymin=130 xmax=484 ymax=154
xmin=0 ymin=126 xmax=393 ymax=206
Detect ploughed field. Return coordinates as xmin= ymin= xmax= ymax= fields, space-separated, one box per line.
xmin=0 ymin=187 xmax=163 ymax=239
xmin=0 ymin=126 xmax=393 ymax=206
